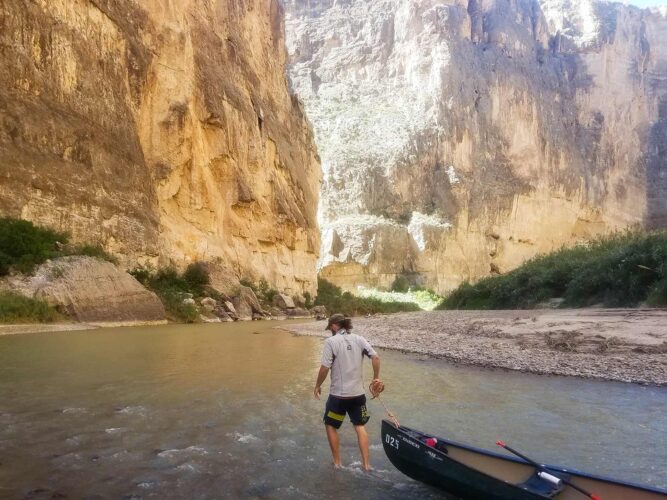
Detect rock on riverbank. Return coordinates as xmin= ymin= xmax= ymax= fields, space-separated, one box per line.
xmin=284 ymin=309 xmax=667 ymax=385
xmin=2 ymin=256 xmax=166 ymax=324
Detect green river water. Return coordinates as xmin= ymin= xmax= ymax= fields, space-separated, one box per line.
xmin=0 ymin=321 xmax=665 ymax=499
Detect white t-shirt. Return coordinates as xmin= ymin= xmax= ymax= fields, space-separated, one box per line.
xmin=321 ymin=329 xmax=377 ymax=397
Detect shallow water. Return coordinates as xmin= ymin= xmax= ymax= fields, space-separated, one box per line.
xmin=0 ymin=321 xmax=665 ymax=499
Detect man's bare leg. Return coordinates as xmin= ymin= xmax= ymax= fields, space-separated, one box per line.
xmin=354 ymin=425 xmax=370 ymax=471
xmin=325 ymin=425 xmax=342 ymax=467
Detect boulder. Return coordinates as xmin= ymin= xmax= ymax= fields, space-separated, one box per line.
xmin=310 ymin=305 xmax=328 ymax=320
xmin=183 ymin=298 xmax=196 ymax=306
xmin=6 ymin=256 xmax=166 ymax=323
xmin=214 ymin=305 xmax=236 ymax=321
xmin=287 ymin=307 xmax=311 ymax=318
xmin=200 ymin=313 xmax=221 ymax=323
xmin=292 ymin=294 xmax=306 ymax=307
xmin=223 ymin=301 xmax=237 ymax=315
xmin=206 ymin=262 xmax=242 ymax=297
xmin=200 ymin=297 xmax=217 ymax=312
xmin=232 ymin=286 xmax=264 ymax=320
xmin=213 ymin=307 xmax=234 ymax=322
xmin=273 ymin=293 xmax=295 ymax=309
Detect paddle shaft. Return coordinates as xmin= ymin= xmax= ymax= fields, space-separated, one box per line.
xmin=496 ymin=441 xmax=601 ymax=500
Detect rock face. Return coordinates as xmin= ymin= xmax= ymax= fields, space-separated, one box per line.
xmin=3 ymin=256 xmax=166 ymax=323
xmin=0 ymin=0 xmax=321 ymax=295
xmin=285 ymin=0 xmax=667 ymax=292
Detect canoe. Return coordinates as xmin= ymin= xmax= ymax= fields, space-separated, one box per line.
xmin=381 ymin=420 xmax=667 ymax=500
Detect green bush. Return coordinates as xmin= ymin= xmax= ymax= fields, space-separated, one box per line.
xmin=0 ymin=218 xmax=68 ymax=275
xmin=183 ymin=262 xmax=210 ymax=293
xmin=130 ymin=264 xmax=210 ymax=322
xmin=315 ymin=278 xmax=420 ymax=316
xmin=0 ymin=218 xmax=120 ymax=276
xmin=390 ymin=275 xmax=411 ymax=293
xmin=0 ymin=292 xmax=60 ymax=323
xmin=239 ymin=277 xmax=279 ymax=307
xmin=155 ymin=288 xmax=199 ymax=323
xmin=439 ymin=230 xmax=667 ymax=310
xmin=303 ymin=291 xmax=313 ymax=309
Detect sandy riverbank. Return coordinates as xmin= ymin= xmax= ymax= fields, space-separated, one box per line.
xmin=284 ymin=309 xmax=667 ymax=385
xmin=0 ymin=320 xmax=168 ymax=336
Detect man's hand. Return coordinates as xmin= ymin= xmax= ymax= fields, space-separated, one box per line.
xmin=369 ymin=378 xmax=385 ymax=399
xmin=314 ymin=365 xmax=329 ymax=400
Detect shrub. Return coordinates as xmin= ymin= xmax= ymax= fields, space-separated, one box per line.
xmin=0 ymin=218 xmax=68 ymax=275
xmin=315 ymin=278 xmax=420 ymax=316
xmin=390 ymin=275 xmax=411 ymax=293
xmin=439 ymin=230 xmax=667 ymax=309
xmin=303 ymin=291 xmax=313 ymax=309
xmin=130 ymin=264 xmax=212 ymax=322
xmin=239 ymin=278 xmax=279 ymax=307
xmin=183 ymin=262 xmax=210 ymax=293
xmin=156 ymin=288 xmax=199 ymax=323
xmin=257 ymin=278 xmax=278 ymax=305
xmin=0 ymin=292 xmax=60 ymax=323
xmin=0 ymin=218 xmax=119 ymax=276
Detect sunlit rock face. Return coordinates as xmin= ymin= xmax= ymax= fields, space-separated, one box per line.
xmin=285 ymin=0 xmax=667 ymax=292
xmin=0 ymin=0 xmax=321 ymax=295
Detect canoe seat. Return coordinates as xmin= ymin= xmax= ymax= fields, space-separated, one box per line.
xmin=520 ymin=470 xmax=568 ymax=498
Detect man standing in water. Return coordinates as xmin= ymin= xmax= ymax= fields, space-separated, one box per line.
xmin=313 ymin=313 xmax=381 ymax=471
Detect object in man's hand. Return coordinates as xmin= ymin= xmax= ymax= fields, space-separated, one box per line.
xmin=369 ymin=379 xmax=385 ymax=399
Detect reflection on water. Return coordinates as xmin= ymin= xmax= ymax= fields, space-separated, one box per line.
xmin=0 ymin=321 xmax=664 ymax=499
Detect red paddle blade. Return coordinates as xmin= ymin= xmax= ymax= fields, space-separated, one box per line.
xmin=590 ymin=495 xmax=602 ymax=500
xmin=496 ymin=440 xmax=506 ymax=447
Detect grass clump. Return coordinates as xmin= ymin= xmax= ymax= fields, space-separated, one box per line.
xmin=130 ymin=263 xmax=210 ymax=322
xmin=0 ymin=218 xmax=120 ymax=276
xmin=315 ymin=278 xmax=421 ymax=316
xmin=0 ymin=292 xmax=60 ymax=323
xmin=0 ymin=218 xmax=67 ymax=275
xmin=439 ymin=230 xmax=667 ymax=310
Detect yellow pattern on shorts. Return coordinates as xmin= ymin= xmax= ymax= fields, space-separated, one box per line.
xmin=327 ymin=410 xmax=345 ymax=422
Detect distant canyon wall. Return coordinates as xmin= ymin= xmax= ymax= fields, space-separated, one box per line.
xmin=0 ymin=0 xmax=321 ymax=294
xmin=285 ymin=0 xmax=667 ymax=292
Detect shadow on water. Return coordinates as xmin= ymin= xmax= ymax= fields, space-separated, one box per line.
xmin=0 ymin=321 xmax=664 ymax=499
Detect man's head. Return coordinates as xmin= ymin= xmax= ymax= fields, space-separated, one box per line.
xmin=325 ymin=313 xmax=351 ymax=333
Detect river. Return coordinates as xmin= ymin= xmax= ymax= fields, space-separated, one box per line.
xmin=0 ymin=321 xmax=665 ymax=499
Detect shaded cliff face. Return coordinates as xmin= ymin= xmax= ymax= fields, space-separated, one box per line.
xmin=285 ymin=0 xmax=667 ymax=292
xmin=0 ymin=0 xmax=320 ymax=294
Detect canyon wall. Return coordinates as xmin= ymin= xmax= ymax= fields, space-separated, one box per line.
xmin=285 ymin=0 xmax=667 ymax=292
xmin=0 ymin=0 xmax=321 ymax=294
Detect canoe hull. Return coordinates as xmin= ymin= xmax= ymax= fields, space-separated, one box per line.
xmin=381 ymin=420 xmax=667 ymax=500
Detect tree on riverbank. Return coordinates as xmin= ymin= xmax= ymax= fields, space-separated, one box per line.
xmin=439 ymin=231 xmax=667 ymax=310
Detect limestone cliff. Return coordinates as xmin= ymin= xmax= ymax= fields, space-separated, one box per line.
xmin=285 ymin=0 xmax=667 ymax=292
xmin=0 ymin=0 xmax=321 ymax=295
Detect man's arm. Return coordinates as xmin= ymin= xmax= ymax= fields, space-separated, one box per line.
xmin=371 ymin=354 xmax=380 ymax=381
xmin=314 ymin=365 xmax=329 ymax=400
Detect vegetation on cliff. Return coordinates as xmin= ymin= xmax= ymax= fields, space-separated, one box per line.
xmin=130 ymin=264 xmax=211 ymax=323
xmin=315 ymin=278 xmax=420 ymax=316
xmin=439 ymin=231 xmax=667 ymax=310
xmin=0 ymin=218 xmax=116 ymax=276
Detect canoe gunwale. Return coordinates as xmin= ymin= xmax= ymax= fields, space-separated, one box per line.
xmin=382 ymin=419 xmax=667 ymax=496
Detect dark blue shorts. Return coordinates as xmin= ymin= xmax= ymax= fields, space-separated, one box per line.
xmin=323 ymin=394 xmax=369 ymax=428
